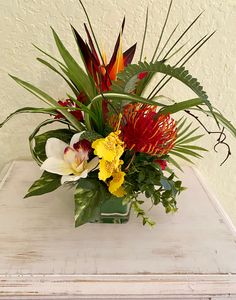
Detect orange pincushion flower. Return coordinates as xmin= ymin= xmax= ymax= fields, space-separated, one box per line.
xmin=121 ymin=104 xmax=177 ymax=156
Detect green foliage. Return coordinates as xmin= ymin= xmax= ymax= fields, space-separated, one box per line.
xmin=37 ymin=58 xmax=79 ymax=96
xmin=80 ymin=131 xmax=103 ymax=142
xmin=51 ymin=28 xmax=97 ymax=100
xmin=190 ymin=107 xmax=236 ymax=139
xmin=24 ymin=171 xmax=61 ymax=198
xmin=112 ymin=61 xmax=209 ymax=107
xmin=159 ymin=98 xmax=204 ymax=115
xmin=169 ymin=118 xmax=207 ymax=168
xmin=35 ymin=128 xmax=74 ymax=162
xmin=0 ymin=107 xmax=58 ymax=129
xmin=74 ymin=177 xmax=109 ymax=227
xmin=29 ymin=120 xmax=75 ymax=164
xmin=9 ymin=75 xmax=84 ymax=131
xmin=123 ymin=153 xmax=185 ymax=225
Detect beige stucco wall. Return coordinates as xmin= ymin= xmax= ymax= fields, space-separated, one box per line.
xmin=0 ymin=0 xmax=236 ymax=224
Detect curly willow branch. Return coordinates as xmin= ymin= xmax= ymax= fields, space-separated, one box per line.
xmin=185 ymin=110 xmax=231 ymax=166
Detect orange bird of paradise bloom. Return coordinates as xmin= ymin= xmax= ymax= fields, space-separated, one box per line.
xmin=71 ymin=18 xmax=136 ymax=93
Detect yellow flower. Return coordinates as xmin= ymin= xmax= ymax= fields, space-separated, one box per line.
xmin=99 ymin=159 xmax=115 ymax=181
xmin=92 ymin=130 xmax=124 ymax=162
xmin=108 ymin=171 xmax=126 ymax=196
xmin=92 ymin=131 xmax=126 ymax=197
xmin=111 ymin=186 xmax=126 ymax=197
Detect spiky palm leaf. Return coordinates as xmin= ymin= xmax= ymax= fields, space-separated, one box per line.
xmin=169 ymin=118 xmax=208 ymax=169
xmin=111 ymin=61 xmax=210 ymax=110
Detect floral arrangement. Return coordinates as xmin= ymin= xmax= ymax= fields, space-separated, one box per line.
xmin=1 ymin=1 xmax=235 ymax=227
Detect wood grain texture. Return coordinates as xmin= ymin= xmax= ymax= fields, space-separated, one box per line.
xmin=0 ymin=160 xmax=236 ymax=299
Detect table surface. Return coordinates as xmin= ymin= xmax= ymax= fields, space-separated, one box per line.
xmin=0 ymin=160 xmax=236 ymax=299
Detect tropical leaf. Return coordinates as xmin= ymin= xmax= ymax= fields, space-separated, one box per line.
xmin=91 ymin=92 xmax=160 ymax=107
xmin=176 ymin=127 xmax=200 ymax=144
xmin=9 ymin=75 xmax=84 ymax=131
xmin=169 ymin=118 xmax=206 ymax=167
xmin=0 ymin=107 xmax=57 ymax=129
xmin=190 ymin=107 xmax=236 ymax=139
xmin=37 ymin=58 xmax=79 ymax=96
xmin=67 ymin=94 xmax=99 ymax=125
xmin=33 ymin=43 xmax=66 ymax=67
xmin=178 ymin=134 xmax=204 ymax=144
xmin=170 ymin=150 xmax=195 ymax=164
xmin=29 ymin=119 xmax=75 ymax=165
xmin=151 ymin=0 xmax=173 ymax=62
xmin=74 ymin=177 xmax=108 ymax=227
xmin=172 ymin=147 xmax=203 ymax=158
xmin=91 ymin=93 xmax=205 ymax=120
xmin=168 ymin=157 xmax=183 ymax=172
xmin=24 ymin=171 xmax=61 ymax=198
xmin=159 ymin=98 xmax=204 ymax=115
xmin=111 ymin=61 xmax=212 ymax=114
xmin=139 ymin=7 xmax=149 ymax=61
xmin=80 ymin=131 xmax=103 ymax=142
xmin=162 ymin=11 xmax=203 ymax=61
xmin=51 ymin=27 xmax=97 ymax=99
xmin=179 ymin=145 xmax=207 ymax=152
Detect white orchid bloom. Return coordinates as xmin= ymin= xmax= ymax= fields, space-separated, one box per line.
xmin=41 ymin=132 xmax=99 ymax=184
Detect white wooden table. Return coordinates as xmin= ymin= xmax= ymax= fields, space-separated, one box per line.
xmin=0 ymin=160 xmax=236 ymax=299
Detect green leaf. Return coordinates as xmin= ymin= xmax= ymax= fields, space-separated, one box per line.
xmin=179 ymin=144 xmax=208 ymax=152
xmin=67 ymin=94 xmax=99 ymax=124
xmin=74 ymin=178 xmax=107 ymax=227
xmin=0 ymin=107 xmax=57 ymax=129
xmin=160 ymin=177 xmax=172 ymax=190
xmin=170 ymin=150 xmax=195 ymax=164
xmin=112 ymin=61 xmax=210 ymax=111
xmin=176 ymin=127 xmax=200 ymax=144
xmin=190 ymin=107 xmax=236 ymax=139
xmin=151 ymin=0 xmax=173 ymax=62
xmin=51 ymin=28 xmax=96 ymax=99
xmin=176 ymin=117 xmax=187 ymax=133
xmin=139 ymin=7 xmax=149 ymax=61
xmin=80 ymin=131 xmax=103 ymax=142
xmin=29 ymin=118 xmax=74 ymax=164
xmin=91 ymin=92 xmax=163 ymax=107
xmin=159 ymin=98 xmax=204 ymax=115
xmin=9 ymin=75 xmax=84 ymax=131
xmin=33 ymin=43 xmax=66 ymax=67
xmin=24 ymin=171 xmax=61 ymax=198
xmin=172 ymin=147 xmax=203 ymax=158
xmin=168 ymin=157 xmax=183 ymax=172
xmin=177 ymin=120 xmax=192 ymax=137
xmin=179 ymin=134 xmax=204 ymax=144
xmin=32 ymin=127 xmax=74 ymax=164
xmin=37 ymin=58 xmax=79 ymax=96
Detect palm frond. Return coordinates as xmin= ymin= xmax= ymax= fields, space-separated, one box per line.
xmin=169 ymin=118 xmax=207 ymax=168
xmin=148 ymin=33 xmax=208 ymax=99
xmin=151 ymin=0 xmax=173 ymax=62
xmin=139 ymin=7 xmax=149 ymax=61
xmin=112 ymin=61 xmax=211 ymax=112
xmin=162 ymin=11 xmax=204 ymax=61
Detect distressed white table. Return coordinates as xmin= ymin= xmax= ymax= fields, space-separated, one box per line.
xmin=0 ymin=160 xmax=236 ymax=299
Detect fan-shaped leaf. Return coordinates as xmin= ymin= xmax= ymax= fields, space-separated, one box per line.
xmin=111 ymin=61 xmax=214 ymax=119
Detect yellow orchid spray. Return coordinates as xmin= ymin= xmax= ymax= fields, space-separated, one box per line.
xmin=92 ymin=130 xmax=126 ymax=197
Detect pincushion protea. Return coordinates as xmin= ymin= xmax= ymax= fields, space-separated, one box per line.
xmin=121 ymin=104 xmax=177 ymax=156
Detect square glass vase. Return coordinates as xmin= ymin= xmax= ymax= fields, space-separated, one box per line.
xmin=90 ymin=196 xmax=131 ymax=224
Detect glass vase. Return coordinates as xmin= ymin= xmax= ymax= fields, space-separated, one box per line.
xmin=90 ymin=196 xmax=131 ymax=224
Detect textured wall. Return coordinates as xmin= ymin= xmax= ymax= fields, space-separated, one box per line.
xmin=0 ymin=0 xmax=236 ymax=223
